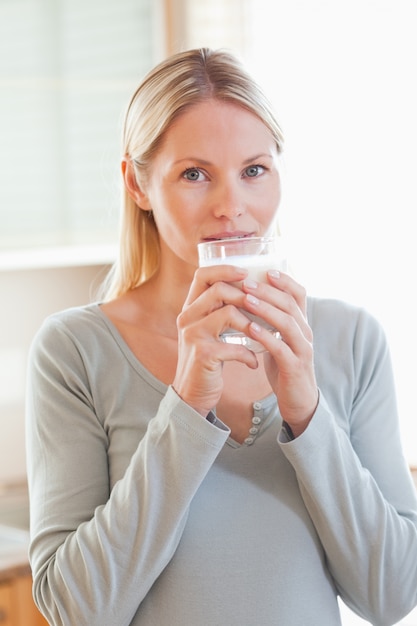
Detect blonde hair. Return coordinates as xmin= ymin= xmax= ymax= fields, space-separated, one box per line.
xmin=101 ymin=48 xmax=284 ymax=300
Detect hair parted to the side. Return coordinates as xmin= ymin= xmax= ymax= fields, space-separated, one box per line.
xmin=100 ymin=48 xmax=284 ymax=301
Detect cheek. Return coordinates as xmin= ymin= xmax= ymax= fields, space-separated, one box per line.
xmin=269 ymin=178 xmax=282 ymax=215
xmin=257 ymin=183 xmax=281 ymax=221
xmin=274 ymin=186 xmax=282 ymax=212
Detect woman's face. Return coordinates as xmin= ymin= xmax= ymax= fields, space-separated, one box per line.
xmin=140 ymin=99 xmax=282 ymax=271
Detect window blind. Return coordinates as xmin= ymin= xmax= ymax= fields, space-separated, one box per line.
xmin=0 ymin=0 xmax=156 ymax=250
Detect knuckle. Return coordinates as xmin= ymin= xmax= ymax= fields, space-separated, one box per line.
xmin=297 ymin=283 xmax=307 ymax=300
xmin=305 ymin=327 xmax=314 ymax=343
xmin=211 ymin=280 xmax=227 ymax=299
xmin=176 ymin=309 xmax=187 ymax=330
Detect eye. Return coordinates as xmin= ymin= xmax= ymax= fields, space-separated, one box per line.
xmin=183 ymin=167 xmax=206 ymax=181
xmin=244 ymin=164 xmax=266 ymax=178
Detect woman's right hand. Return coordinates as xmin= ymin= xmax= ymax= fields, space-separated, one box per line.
xmin=172 ymin=265 xmax=259 ymax=416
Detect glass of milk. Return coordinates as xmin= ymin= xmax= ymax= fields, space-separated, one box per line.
xmin=197 ymin=236 xmax=288 ymax=352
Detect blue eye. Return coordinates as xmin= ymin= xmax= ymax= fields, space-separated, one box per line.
xmin=245 ymin=165 xmax=265 ymax=178
xmin=183 ymin=168 xmax=202 ymax=181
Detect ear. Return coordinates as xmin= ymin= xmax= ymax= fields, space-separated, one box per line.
xmin=121 ymin=158 xmax=152 ymax=211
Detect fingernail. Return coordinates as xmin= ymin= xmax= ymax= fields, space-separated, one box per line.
xmin=268 ymin=270 xmax=280 ymax=280
xmin=246 ymin=294 xmax=260 ymax=306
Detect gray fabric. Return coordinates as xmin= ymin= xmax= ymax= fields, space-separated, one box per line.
xmin=26 ymin=298 xmax=417 ymax=626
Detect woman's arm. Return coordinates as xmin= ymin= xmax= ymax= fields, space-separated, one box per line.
xmin=26 ymin=315 xmax=229 ymax=626
xmin=279 ymin=304 xmax=417 ymax=625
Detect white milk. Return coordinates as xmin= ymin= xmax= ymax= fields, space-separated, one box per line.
xmin=200 ymin=253 xmax=286 ymax=282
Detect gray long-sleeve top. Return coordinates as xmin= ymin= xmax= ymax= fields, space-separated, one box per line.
xmin=25 ymin=297 xmax=417 ymax=626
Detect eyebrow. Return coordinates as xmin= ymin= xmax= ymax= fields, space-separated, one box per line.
xmin=243 ymin=153 xmax=274 ymax=164
xmin=173 ymin=153 xmax=274 ymax=167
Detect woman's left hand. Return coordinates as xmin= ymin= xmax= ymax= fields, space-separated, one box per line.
xmin=242 ymin=271 xmax=319 ymax=437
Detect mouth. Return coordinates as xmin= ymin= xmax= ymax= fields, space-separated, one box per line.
xmin=202 ymin=232 xmax=256 ymax=242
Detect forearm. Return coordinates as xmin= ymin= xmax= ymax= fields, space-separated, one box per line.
xmin=29 ymin=387 xmax=229 ymax=626
xmin=279 ymin=395 xmax=417 ymax=625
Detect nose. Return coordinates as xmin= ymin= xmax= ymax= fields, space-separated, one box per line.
xmin=212 ymin=178 xmax=245 ymax=219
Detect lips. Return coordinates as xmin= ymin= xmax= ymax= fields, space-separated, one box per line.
xmin=202 ymin=231 xmax=256 ymax=241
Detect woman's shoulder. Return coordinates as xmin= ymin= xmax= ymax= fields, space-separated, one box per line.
xmin=308 ymin=295 xmax=380 ymax=323
xmin=30 ymin=303 xmax=110 ymax=355
xmin=38 ymin=302 xmax=103 ymax=333
xmin=307 ymin=295 xmax=387 ymax=346
xmin=308 ymin=294 xmax=362 ymax=317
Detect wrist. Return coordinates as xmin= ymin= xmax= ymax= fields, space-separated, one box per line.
xmin=283 ymin=390 xmax=320 ymax=438
xmin=171 ymin=384 xmax=212 ymax=418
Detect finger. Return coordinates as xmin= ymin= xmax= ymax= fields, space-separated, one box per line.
xmin=178 ymin=307 xmax=259 ymax=370
xmin=242 ymin=289 xmax=313 ymax=346
xmin=249 ymin=315 xmax=313 ymax=362
xmin=242 ymin=272 xmax=309 ymax=327
xmin=209 ymin=339 xmax=259 ymax=370
xmin=242 ymin=270 xmax=307 ymax=313
xmin=179 ymin=296 xmax=255 ymax=345
xmin=183 ymin=265 xmax=248 ymax=308
xmin=266 ymin=270 xmax=308 ymax=316
xmin=179 ymin=281 xmax=246 ymax=331
xmin=246 ymin=320 xmax=290 ymax=356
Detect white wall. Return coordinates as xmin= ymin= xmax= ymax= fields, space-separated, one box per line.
xmin=244 ymin=0 xmax=417 ymax=465
xmin=0 ymin=263 xmax=108 ymax=483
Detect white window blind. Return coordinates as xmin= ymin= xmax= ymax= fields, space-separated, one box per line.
xmin=0 ymin=0 xmax=252 ymax=254
xmin=0 ymin=0 xmax=157 ymax=251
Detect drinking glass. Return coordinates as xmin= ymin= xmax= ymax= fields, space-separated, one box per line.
xmin=197 ymin=236 xmax=288 ymax=352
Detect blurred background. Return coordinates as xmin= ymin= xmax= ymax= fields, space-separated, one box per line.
xmin=0 ymin=0 xmax=416 ymax=479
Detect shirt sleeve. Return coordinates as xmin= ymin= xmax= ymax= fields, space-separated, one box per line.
xmin=26 ymin=317 xmax=229 ymax=626
xmin=278 ymin=305 xmax=417 ymax=625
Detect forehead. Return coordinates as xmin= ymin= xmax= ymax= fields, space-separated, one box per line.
xmin=162 ymin=99 xmax=277 ymax=153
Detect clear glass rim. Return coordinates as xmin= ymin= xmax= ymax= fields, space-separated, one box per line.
xmin=198 ymin=235 xmax=277 ymax=252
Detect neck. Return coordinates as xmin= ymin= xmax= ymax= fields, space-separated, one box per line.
xmin=150 ymin=244 xmax=197 ymax=312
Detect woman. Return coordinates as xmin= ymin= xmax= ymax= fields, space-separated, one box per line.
xmin=26 ymin=48 xmax=417 ymax=625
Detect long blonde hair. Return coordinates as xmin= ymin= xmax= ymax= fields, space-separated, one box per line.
xmin=101 ymin=48 xmax=284 ymax=300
